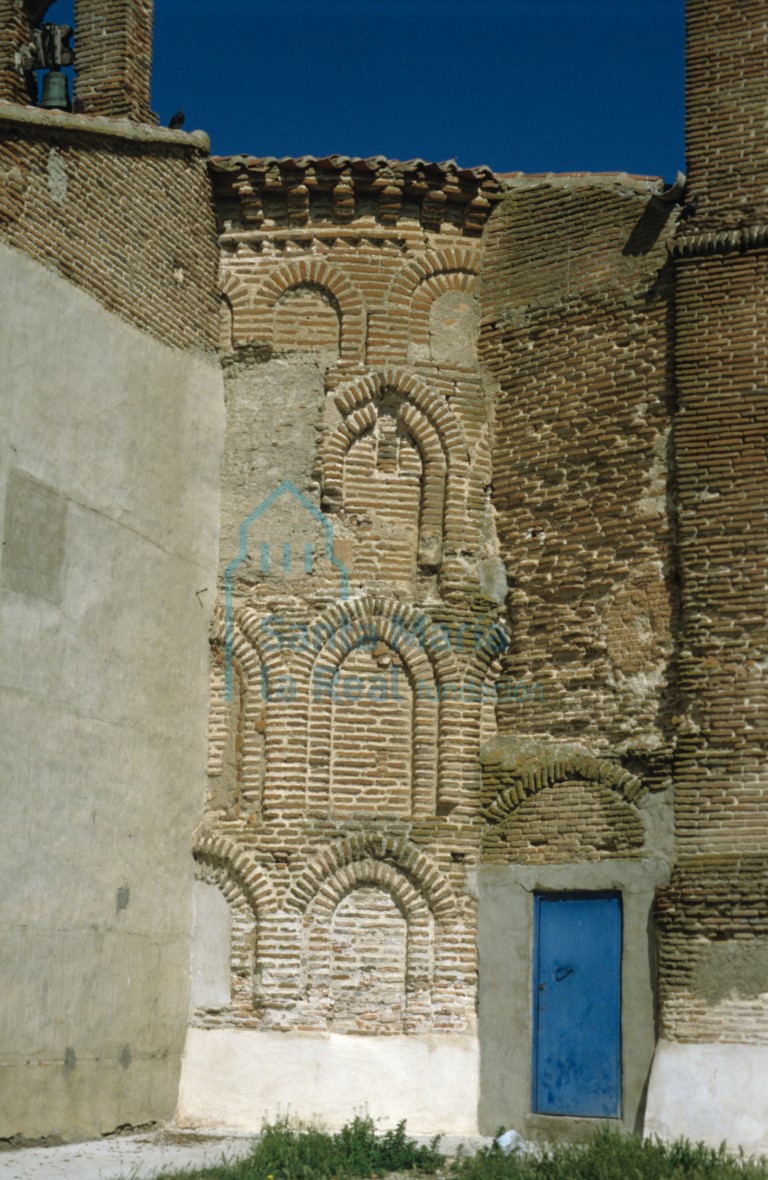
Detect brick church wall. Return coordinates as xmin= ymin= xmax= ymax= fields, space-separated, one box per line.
xmin=479 ymin=175 xmax=679 ymax=766
xmin=196 ymin=157 xmax=504 ymax=1040
xmin=192 ymin=158 xmax=677 ymax=1055
xmin=0 ymin=0 xmax=34 ymax=105
xmin=73 ymin=0 xmax=155 ymax=122
xmin=652 ymin=0 xmax=768 ymax=1050
xmin=0 ymin=112 xmax=218 ymax=352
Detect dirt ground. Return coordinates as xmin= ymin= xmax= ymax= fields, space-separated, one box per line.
xmin=0 ymin=1127 xmax=492 ymax=1180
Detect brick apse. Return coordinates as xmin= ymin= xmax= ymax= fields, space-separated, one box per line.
xmin=1 ymin=0 xmax=767 ymax=1152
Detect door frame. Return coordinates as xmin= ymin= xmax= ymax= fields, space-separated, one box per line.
xmin=477 ymin=859 xmax=669 ymax=1139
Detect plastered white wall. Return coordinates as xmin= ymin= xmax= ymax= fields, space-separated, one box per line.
xmin=644 ymin=1041 xmax=768 ymax=1158
xmin=177 ymin=1028 xmax=480 ymax=1135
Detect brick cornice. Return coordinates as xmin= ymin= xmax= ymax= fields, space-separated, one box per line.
xmin=210 ymin=153 xmax=504 ymax=237
xmin=671 ymin=222 xmax=768 ymax=259
xmin=0 ymin=100 xmax=210 ymax=153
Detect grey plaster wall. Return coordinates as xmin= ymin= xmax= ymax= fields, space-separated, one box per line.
xmin=477 ymin=859 xmax=670 ymax=1139
xmin=218 ymin=350 xmax=331 ymax=574
xmin=190 ymin=881 xmax=231 ymax=1010
xmin=0 ymin=242 xmax=224 ymax=1140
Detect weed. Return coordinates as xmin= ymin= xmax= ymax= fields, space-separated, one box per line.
xmin=137 ymin=1115 xmax=443 ymax=1180
xmin=129 ymin=1120 xmax=768 ymax=1180
xmin=449 ymin=1127 xmax=768 ymax=1180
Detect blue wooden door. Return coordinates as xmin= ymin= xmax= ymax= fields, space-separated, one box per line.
xmin=532 ymin=892 xmax=622 ymax=1117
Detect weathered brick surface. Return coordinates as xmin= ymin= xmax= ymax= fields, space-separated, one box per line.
xmin=483 ymin=779 xmax=644 ymax=865
xmin=684 ymin=0 xmax=768 ymax=232
xmin=194 ymin=160 xmax=670 ymax=1039
xmin=656 ymin=860 xmax=768 ymax=1043
xmin=650 ymin=0 xmax=768 ymax=1051
xmin=193 ymin=158 xmax=502 ymax=1035
xmin=479 ymin=177 xmax=679 ymax=776
xmin=0 ymin=1 xmax=155 ymax=121
xmin=4 ymin=0 xmax=765 ymax=1138
xmin=74 ymin=0 xmax=155 ymax=122
xmin=0 ymin=115 xmax=219 ymax=352
xmin=0 ymin=0 xmax=35 ymax=105
xmin=672 ymin=253 xmax=768 ymax=854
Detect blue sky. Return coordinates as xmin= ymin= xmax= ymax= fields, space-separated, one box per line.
xmin=55 ymin=0 xmax=687 ymax=180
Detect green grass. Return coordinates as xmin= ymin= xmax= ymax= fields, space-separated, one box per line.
xmin=451 ymin=1128 xmax=768 ymax=1180
xmin=138 ymin=1115 xmax=442 ymax=1180
xmin=133 ymin=1119 xmax=768 ymax=1180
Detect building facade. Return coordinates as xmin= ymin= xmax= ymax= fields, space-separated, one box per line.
xmin=0 ymin=0 xmax=766 ymax=1154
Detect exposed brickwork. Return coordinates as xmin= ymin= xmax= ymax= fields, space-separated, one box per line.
xmin=3 ymin=0 xmax=765 ymax=1126
xmin=480 ymin=743 xmax=648 ymax=864
xmin=0 ymin=0 xmax=35 ymax=105
xmin=0 ymin=114 xmax=219 ymax=352
xmin=479 ymin=177 xmax=679 ymax=781
xmin=196 ymin=158 xmax=501 ymax=1035
xmin=73 ymin=0 xmax=155 ymax=122
xmin=212 ymin=156 xmax=503 ymax=240
xmin=656 ymin=860 xmax=768 ymax=1044
xmin=673 ymin=253 xmax=768 ymax=854
xmin=684 ymin=0 xmax=768 ymax=232
xmin=483 ymin=779 xmax=644 ymax=865
xmin=651 ymin=0 xmax=768 ymax=1056
xmin=194 ymin=159 xmax=670 ymax=1040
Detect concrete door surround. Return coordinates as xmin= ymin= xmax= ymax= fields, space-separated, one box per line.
xmin=477 ymin=859 xmax=670 ymax=1139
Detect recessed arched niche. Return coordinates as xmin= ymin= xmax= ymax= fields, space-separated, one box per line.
xmin=322 ymin=369 xmax=469 ymax=585
xmin=329 ymin=885 xmax=408 ymax=1033
xmin=428 ymin=288 xmax=479 ymax=367
xmin=273 ymin=283 xmax=341 ymax=356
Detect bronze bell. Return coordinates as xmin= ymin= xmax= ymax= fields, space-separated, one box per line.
xmin=40 ymin=69 xmax=70 ymax=111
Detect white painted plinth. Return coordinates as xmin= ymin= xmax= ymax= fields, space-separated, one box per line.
xmin=176 ymin=1028 xmax=480 ymax=1135
xmin=644 ymin=1040 xmax=768 ymax=1158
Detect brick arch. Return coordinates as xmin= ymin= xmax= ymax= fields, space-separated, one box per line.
xmin=462 ymin=619 xmax=511 ymax=684
xmin=301 ymin=596 xmax=463 ymax=816
xmin=385 ymin=246 xmax=481 ymax=361
xmin=211 ymin=604 xmax=293 ymax=710
xmin=300 ymin=857 xmax=436 ymax=1034
xmin=193 ymin=832 xmax=278 ymax=915
xmin=211 ymin=604 xmax=269 ymax=688
xmin=308 ymin=857 xmax=430 ymax=921
xmin=219 ymin=270 xmax=251 ymax=348
xmin=194 ymin=853 xmax=249 ymax=911
xmin=462 ymin=620 xmax=511 ymax=753
xmin=208 ymin=607 xmax=269 ymax=809
xmin=304 ymin=609 xmax=438 ymax=817
xmin=237 ymin=604 xmax=297 ymax=691
xmin=323 ymin=398 xmax=446 ymax=506
xmin=410 ymin=271 xmax=479 ymax=360
xmin=322 ymin=368 xmax=469 ymax=568
xmin=331 ymin=368 xmax=469 ymax=463
xmin=273 ymin=281 xmax=341 ymax=355
xmin=296 ymin=594 xmax=461 ymax=685
xmin=482 ymin=754 xmax=646 ymax=824
xmin=387 ymin=244 xmax=480 ymax=310
xmin=284 ymin=832 xmax=459 ymax=921
xmin=192 ymin=837 xmax=272 ymax=1014
xmin=244 ymin=258 xmax=366 ymax=359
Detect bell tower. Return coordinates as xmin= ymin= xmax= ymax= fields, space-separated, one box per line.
xmin=646 ymin=0 xmax=768 ymax=1150
xmin=0 ymin=0 xmax=155 ymax=121
xmin=73 ymin=0 xmax=155 ymax=122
